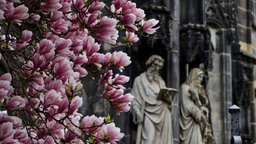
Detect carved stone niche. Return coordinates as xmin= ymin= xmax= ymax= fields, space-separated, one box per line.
xmin=180 ymin=24 xmax=214 ymax=70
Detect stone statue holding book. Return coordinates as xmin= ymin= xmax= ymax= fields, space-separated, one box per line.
xmin=131 ymin=55 xmax=176 ymax=144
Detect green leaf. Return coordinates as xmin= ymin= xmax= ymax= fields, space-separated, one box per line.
xmin=35 ymin=118 xmax=40 ymax=126
xmin=104 ymin=114 xmax=114 ymax=123
xmin=89 ymin=137 xmax=96 ymax=144
xmin=65 ymin=84 xmax=72 ymax=89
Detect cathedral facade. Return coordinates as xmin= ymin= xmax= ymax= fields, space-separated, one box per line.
xmin=83 ymin=0 xmax=256 ymax=143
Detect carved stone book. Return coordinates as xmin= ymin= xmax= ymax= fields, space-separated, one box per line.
xmin=157 ymin=87 xmax=177 ymax=103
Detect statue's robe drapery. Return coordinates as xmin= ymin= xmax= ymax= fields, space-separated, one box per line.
xmin=180 ymin=83 xmax=204 ymax=144
xmin=131 ymin=72 xmax=173 ymax=144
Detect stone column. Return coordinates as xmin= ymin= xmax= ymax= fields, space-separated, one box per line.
xmin=167 ymin=0 xmax=180 ymax=144
xmin=218 ymin=29 xmax=232 ymax=143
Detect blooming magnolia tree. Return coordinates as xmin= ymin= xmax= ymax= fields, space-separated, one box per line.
xmin=0 ymin=0 xmax=159 ymax=143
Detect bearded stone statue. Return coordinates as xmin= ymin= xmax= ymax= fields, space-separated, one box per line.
xmin=131 ymin=55 xmax=175 ymax=144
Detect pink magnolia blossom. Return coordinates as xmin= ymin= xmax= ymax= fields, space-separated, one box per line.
xmin=22 ymin=30 xmax=32 ymax=42
xmin=83 ymin=36 xmax=100 ymax=56
xmin=121 ymin=13 xmax=138 ymax=31
xmin=100 ymin=70 xmax=113 ymax=85
xmin=142 ymin=19 xmax=160 ymax=34
xmin=2 ymin=137 xmax=20 ymax=144
xmin=30 ymin=14 xmax=40 ymax=21
xmin=121 ymin=1 xmax=136 ymax=15
xmin=45 ymin=32 xmax=60 ymax=42
xmin=13 ymin=129 xmax=29 ymax=143
xmin=88 ymin=1 xmax=105 ymax=13
xmin=62 ymin=116 xmax=81 ymax=144
xmin=103 ymin=87 xmax=124 ymax=100
xmin=73 ymin=65 xmax=88 ymax=77
xmin=41 ymin=0 xmax=62 ymax=12
xmin=102 ymin=85 xmax=133 ymax=113
xmin=69 ymin=96 xmax=83 ymax=114
xmin=114 ymin=93 xmax=133 ymax=105
xmin=42 ymin=90 xmax=62 ymax=107
xmin=89 ymin=53 xmax=105 ymax=65
xmin=111 ymin=51 xmax=131 ymax=68
xmin=4 ymin=3 xmax=29 ymax=23
xmin=46 ymin=120 xmax=64 ymax=139
xmin=74 ymin=52 xmax=88 ymax=65
xmin=47 ymin=105 xmax=60 ymax=117
xmin=28 ymin=98 xmax=40 ymax=109
xmin=36 ymin=39 xmax=55 ymax=56
xmin=0 ymin=73 xmax=13 ymax=100
xmin=51 ymin=18 xmax=70 ymax=34
xmin=64 ymin=77 xmax=83 ymax=99
xmin=81 ymin=115 xmax=104 ymax=133
xmin=11 ymin=4 xmax=29 ymax=22
xmin=134 ymin=8 xmax=145 ymax=21
xmin=65 ymin=115 xmax=81 ymax=136
xmin=74 ymin=0 xmax=85 ymax=10
xmin=71 ymin=39 xmax=83 ymax=53
xmin=57 ymin=97 xmax=69 ymax=113
xmin=95 ymin=123 xmax=124 ymax=144
xmin=45 ymin=80 xmax=65 ymax=94
xmin=0 ymin=114 xmax=22 ymax=129
xmin=126 ymin=31 xmax=139 ymax=43
xmin=64 ymin=130 xmax=77 ymax=143
xmin=74 ymin=65 xmax=88 ymax=78
xmin=50 ymin=11 xmax=63 ymax=22
xmin=112 ymin=0 xmax=127 ymax=10
xmin=28 ymin=80 xmax=44 ymax=97
xmin=102 ymin=52 xmax=112 ymax=68
xmin=55 ymin=38 xmax=72 ymax=56
xmin=93 ymin=17 xmax=118 ymax=44
xmin=113 ymin=74 xmax=130 ymax=85
xmin=6 ymin=96 xmax=26 ymax=110
xmin=0 ymin=89 xmax=8 ymax=101
xmin=29 ymin=76 xmax=43 ymax=93
xmin=3 ymin=3 xmax=14 ymax=18
xmin=30 ymin=54 xmax=46 ymax=69
xmin=44 ymin=136 xmax=55 ymax=144
xmin=0 ymin=73 xmax=12 ymax=81
xmin=115 ymin=101 xmax=130 ymax=113
xmin=0 ymin=122 xmax=15 ymax=141
xmin=53 ymin=57 xmax=77 ymax=81
xmin=87 ymin=13 xmax=98 ymax=27
xmin=59 ymin=1 xmax=71 ymax=12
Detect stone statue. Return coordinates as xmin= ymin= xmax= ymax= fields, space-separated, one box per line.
xmin=180 ymin=67 xmax=214 ymax=144
xmin=131 ymin=55 xmax=175 ymax=144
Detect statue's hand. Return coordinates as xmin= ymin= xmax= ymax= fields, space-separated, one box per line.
xmin=201 ymin=113 xmax=207 ymax=124
xmin=136 ymin=110 xmax=143 ymax=124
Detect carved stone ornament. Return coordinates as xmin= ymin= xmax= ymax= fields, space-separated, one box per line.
xmin=180 ymin=24 xmax=214 ymax=70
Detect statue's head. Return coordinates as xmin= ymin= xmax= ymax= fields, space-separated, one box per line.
xmin=145 ymin=55 xmax=164 ymax=72
xmin=145 ymin=55 xmax=164 ymax=82
xmin=186 ymin=68 xmax=204 ymax=87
